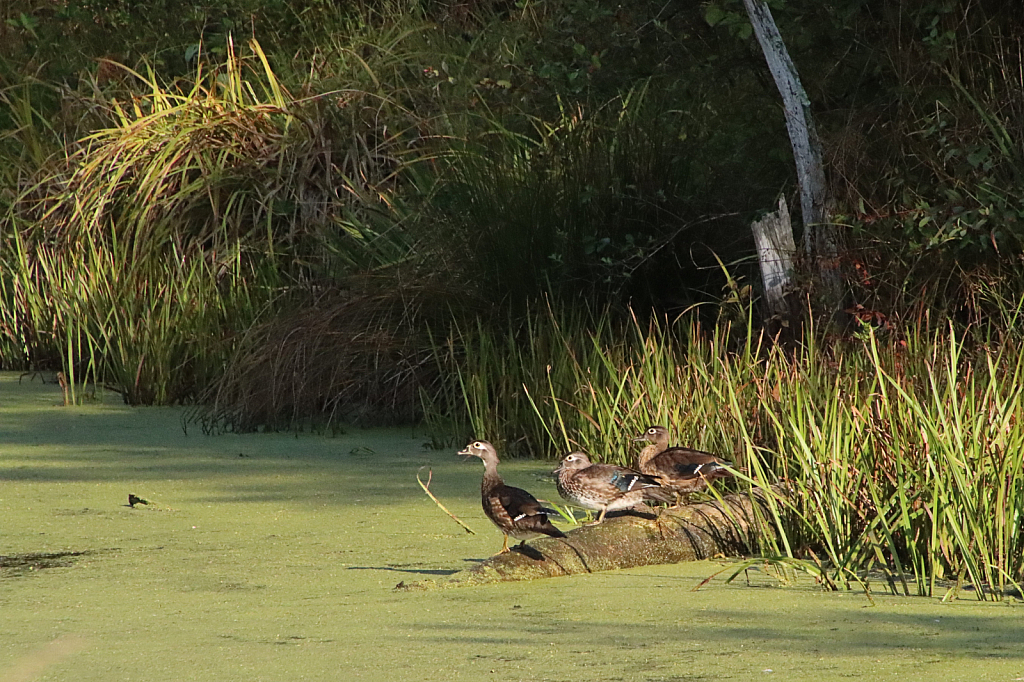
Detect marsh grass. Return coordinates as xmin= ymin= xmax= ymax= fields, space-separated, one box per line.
xmin=1 ymin=42 xmax=287 ymax=400
xmin=0 ymin=37 xmax=427 ymax=401
xmin=194 ymin=275 xmax=462 ymax=432
xmin=431 ymin=300 xmax=1024 ymax=598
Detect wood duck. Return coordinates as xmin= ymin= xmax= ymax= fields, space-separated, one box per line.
xmin=633 ymin=425 xmax=735 ymax=498
xmin=553 ymin=452 xmax=672 ymax=524
xmin=459 ymin=440 xmax=567 ymax=553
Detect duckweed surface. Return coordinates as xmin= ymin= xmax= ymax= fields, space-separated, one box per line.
xmin=1 ymin=373 xmax=1022 ymax=681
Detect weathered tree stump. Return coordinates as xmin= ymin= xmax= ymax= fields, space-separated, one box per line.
xmin=398 ymin=486 xmax=786 ymax=590
xmin=752 ymin=194 xmax=797 ymax=319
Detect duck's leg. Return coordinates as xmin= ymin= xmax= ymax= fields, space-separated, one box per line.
xmin=588 ymin=507 xmax=608 ymax=525
xmin=500 ymin=534 xmax=511 ymax=553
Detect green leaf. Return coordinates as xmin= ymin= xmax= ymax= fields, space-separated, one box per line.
xmin=704 ymin=5 xmax=726 ymax=26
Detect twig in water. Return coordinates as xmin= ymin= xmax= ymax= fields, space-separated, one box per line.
xmin=417 ymin=466 xmax=475 ymax=534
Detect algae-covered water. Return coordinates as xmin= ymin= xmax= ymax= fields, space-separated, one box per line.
xmin=1 ymin=373 xmax=1022 ymax=681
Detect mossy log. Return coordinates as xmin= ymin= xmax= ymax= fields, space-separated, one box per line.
xmin=399 ymin=486 xmax=787 ymax=590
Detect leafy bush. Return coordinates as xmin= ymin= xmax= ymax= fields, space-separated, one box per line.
xmin=422 ymin=85 xmax=771 ymax=311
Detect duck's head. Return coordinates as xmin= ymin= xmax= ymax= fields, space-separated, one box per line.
xmin=633 ymin=425 xmax=668 ymax=443
xmin=458 ymin=440 xmax=498 ymax=462
xmin=554 ymin=451 xmax=592 ymax=474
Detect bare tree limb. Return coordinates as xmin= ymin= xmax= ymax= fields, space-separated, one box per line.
xmin=417 ymin=467 xmax=476 ymax=535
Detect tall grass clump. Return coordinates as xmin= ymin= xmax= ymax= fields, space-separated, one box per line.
xmin=0 ymin=38 xmax=423 ymax=402
xmin=426 ymin=303 xmax=753 ymax=458
xmin=195 ymin=272 xmax=466 ymax=432
xmin=2 ymin=40 xmax=291 ymax=400
xmin=430 ymin=298 xmax=1024 ymax=599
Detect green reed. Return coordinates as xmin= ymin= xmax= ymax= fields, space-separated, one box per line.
xmin=433 ymin=302 xmax=1024 ymax=599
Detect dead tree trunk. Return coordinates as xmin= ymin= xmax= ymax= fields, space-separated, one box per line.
xmin=397 ymin=486 xmax=787 ymax=590
xmin=741 ymin=0 xmax=847 ymax=321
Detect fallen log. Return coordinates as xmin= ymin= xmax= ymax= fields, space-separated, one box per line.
xmin=398 ymin=485 xmax=788 ymax=590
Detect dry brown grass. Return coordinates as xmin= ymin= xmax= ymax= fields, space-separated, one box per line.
xmin=194 ymin=275 xmax=466 ymax=432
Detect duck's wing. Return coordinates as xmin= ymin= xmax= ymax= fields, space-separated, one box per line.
xmin=594 ymin=464 xmax=664 ymax=492
xmin=494 ymin=484 xmax=566 ymax=538
xmin=574 ymin=464 xmax=672 ymax=505
xmin=652 ymin=447 xmax=735 ymax=480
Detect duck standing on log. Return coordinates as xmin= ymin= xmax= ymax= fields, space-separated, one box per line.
xmin=633 ymin=425 xmax=735 ymax=502
xmin=554 ymin=452 xmax=673 ymax=524
xmin=459 ymin=440 xmax=566 ymax=554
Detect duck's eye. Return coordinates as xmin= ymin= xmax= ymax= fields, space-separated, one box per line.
xmin=474 ymin=441 xmax=483 ymax=448
xmin=648 ymin=428 xmax=657 ymax=434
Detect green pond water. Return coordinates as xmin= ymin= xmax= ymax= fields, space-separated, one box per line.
xmin=1 ymin=372 xmax=1022 ymax=681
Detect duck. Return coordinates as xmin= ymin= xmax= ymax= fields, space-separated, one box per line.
xmin=553 ymin=452 xmax=673 ymax=524
xmin=633 ymin=425 xmax=735 ymax=499
xmin=459 ymin=440 xmax=567 ymax=553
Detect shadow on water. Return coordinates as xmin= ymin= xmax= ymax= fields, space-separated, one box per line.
xmin=0 ymin=374 xmax=514 ymax=505
xmin=0 ymin=375 xmax=569 ymax=510
xmin=0 ymin=550 xmax=111 ymax=578
xmin=347 ymin=566 xmax=460 ymax=576
xmin=402 ymin=606 xmax=1024 ymax=660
